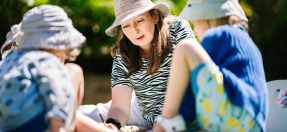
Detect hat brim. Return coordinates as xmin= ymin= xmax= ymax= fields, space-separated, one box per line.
xmin=179 ymin=0 xmax=248 ymax=21
xmin=105 ymin=3 xmax=170 ymax=37
xmin=18 ymin=27 xmax=86 ymax=50
xmin=1 ymin=32 xmax=20 ymax=55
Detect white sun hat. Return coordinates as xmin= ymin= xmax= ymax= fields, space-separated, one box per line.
xmin=1 ymin=23 xmax=22 ymax=55
xmin=19 ymin=5 xmax=86 ymax=50
xmin=179 ymin=0 xmax=248 ymax=21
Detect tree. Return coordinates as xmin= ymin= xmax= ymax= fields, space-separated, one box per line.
xmin=0 ymin=0 xmax=286 ymax=80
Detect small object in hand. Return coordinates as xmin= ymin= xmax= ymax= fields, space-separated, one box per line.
xmin=274 ymin=89 xmax=287 ymax=108
xmin=120 ymin=125 xmax=139 ymax=132
xmin=99 ymin=114 xmax=107 ymax=127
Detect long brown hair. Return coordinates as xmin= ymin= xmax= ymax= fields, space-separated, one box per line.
xmin=110 ymin=9 xmax=172 ymax=78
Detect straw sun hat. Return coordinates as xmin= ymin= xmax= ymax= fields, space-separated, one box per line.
xmin=105 ymin=0 xmax=171 ymax=37
xmin=179 ymin=0 xmax=248 ymax=21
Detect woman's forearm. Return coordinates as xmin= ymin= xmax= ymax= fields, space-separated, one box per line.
xmin=107 ymin=106 xmax=130 ymax=126
xmin=107 ymin=85 xmax=133 ymax=127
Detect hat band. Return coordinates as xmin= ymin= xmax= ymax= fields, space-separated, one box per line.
xmin=116 ymin=6 xmax=151 ymax=19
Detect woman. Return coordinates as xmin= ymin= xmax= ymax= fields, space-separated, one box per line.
xmin=153 ymin=0 xmax=268 ymax=131
xmin=102 ymin=0 xmax=196 ymax=129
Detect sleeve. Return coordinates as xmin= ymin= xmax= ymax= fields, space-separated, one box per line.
xmin=36 ymin=57 xmax=75 ymax=123
xmin=169 ymin=18 xmax=196 ymax=45
xmin=111 ymin=53 xmax=133 ymax=89
xmin=220 ymin=67 xmax=258 ymax=106
xmin=200 ymin=28 xmax=228 ymax=63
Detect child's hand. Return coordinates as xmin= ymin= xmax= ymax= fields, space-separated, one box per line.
xmin=49 ymin=127 xmax=66 ymax=132
xmin=49 ymin=118 xmax=66 ymax=132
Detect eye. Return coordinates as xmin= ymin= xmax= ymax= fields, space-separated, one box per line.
xmin=123 ymin=25 xmax=130 ymax=29
xmin=137 ymin=19 xmax=143 ymax=23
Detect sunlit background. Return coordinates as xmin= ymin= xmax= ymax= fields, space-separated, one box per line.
xmin=1 ymin=0 xmax=287 ymax=104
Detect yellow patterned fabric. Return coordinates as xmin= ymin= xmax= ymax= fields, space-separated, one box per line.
xmin=194 ymin=61 xmax=260 ymax=131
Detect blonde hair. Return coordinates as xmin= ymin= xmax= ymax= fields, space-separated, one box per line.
xmin=66 ymin=48 xmax=81 ymax=61
xmin=43 ymin=47 xmax=81 ymax=62
xmin=213 ymin=15 xmax=249 ymax=32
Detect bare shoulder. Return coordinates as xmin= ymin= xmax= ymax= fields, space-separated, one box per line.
xmin=65 ymin=63 xmax=83 ymax=73
xmin=177 ymin=38 xmax=199 ymax=47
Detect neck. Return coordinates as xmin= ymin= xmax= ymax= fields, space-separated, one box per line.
xmin=207 ymin=19 xmax=220 ymax=28
xmin=59 ymin=56 xmax=66 ymax=63
xmin=140 ymin=46 xmax=150 ymax=58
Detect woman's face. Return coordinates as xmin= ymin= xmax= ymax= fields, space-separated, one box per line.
xmin=121 ymin=11 xmax=157 ymax=50
xmin=190 ymin=20 xmax=209 ymax=41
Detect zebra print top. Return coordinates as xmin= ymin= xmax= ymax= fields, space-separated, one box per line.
xmin=111 ymin=18 xmax=196 ymax=126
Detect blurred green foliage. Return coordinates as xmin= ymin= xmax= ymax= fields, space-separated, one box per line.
xmin=0 ymin=0 xmax=286 ymax=81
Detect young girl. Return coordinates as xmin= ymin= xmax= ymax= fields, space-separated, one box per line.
xmin=78 ymin=0 xmax=196 ymax=129
xmin=0 ymin=5 xmax=88 ymax=132
xmin=153 ymin=0 xmax=268 ymax=131
xmin=1 ymin=24 xmax=84 ymax=108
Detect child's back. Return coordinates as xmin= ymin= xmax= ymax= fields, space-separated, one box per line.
xmin=0 ymin=4 xmax=86 ymax=132
xmin=0 ymin=50 xmax=77 ymax=131
xmin=201 ymin=24 xmax=268 ymax=130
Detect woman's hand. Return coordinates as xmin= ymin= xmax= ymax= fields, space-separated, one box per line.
xmin=120 ymin=125 xmax=139 ymax=132
xmin=75 ymin=112 xmax=118 ymax=132
xmin=99 ymin=123 xmax=118 ymax=130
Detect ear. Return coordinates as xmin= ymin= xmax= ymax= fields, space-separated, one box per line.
xmin=153 ymin=9 xmax=159 ymax=23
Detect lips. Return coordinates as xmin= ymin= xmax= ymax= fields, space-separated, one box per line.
xmin=136 ymin=35 xmax=144 ymax=40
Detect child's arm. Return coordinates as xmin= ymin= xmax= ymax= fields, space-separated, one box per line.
xmin=35 ymin=58 xmax=77 ymax=130
xmin=162 ymin=39 xmax=210 ymax=117
xmin=153 ymin=39 xmax=211 ymax=132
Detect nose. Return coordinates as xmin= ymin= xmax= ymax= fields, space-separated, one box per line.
xmin=132 ymin=24 xmax=139 ymax=34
